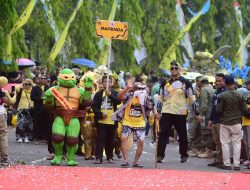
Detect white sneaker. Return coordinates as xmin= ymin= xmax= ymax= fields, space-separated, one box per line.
xmin=24 ymin=137 xmax=30 ymax=143
xmin=17 ymin=138 xmax=23 ymax=143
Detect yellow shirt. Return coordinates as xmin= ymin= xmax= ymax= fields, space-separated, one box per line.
xmin=242 ymin=104 xmax=250 ymax=126
xmin=98 ymin=94 xmax=114 ymax=125
xmin=160 ymin=81 xmax=195 ymax=115
xmin=17 ymin=89 xmax=33 ymax=110
xmin=123 ymin=96 xmax=146 ymax=128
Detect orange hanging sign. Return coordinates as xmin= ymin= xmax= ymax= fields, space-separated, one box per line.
xmin=96 ymin=20 xmax=128 ymax=40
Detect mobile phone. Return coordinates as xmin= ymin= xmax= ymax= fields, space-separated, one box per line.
xmin=11 ymin=86 xmax=15 ymax=92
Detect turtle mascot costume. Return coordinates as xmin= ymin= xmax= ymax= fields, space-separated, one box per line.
xmin=44 ymin=68 xmax=93 ymax=166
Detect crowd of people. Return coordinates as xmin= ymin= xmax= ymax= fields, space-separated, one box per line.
xmin=1 ymin=60 xmax=250 ymax=170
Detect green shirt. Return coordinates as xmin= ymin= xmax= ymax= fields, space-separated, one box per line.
xmin=216 ymin=89 xmax=247 ymax=125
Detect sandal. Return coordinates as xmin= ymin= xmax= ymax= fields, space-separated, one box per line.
xmin=94 ymin=159 xmax=102 ymax=164
xmin=107 ymin=159 xmax=115 ymax=163
xmin=46 ymin=154 xmax=54 ymax=160
xmin=132 ymin=163 xmax=143 ymax=168
xmin=121 ymin=162 xmax=129 ymax=167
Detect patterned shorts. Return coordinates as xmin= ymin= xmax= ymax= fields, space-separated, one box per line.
xmin=122 ymin=125 xmax=146 ymax=141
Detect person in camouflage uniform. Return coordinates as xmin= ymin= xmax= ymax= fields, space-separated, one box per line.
xmin=196 ymin=77 xmax=214 ymax=158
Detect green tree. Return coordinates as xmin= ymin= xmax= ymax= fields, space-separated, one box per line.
xmin=0 ymin=0 xmax=27 ymax=72
xmin=67 ymin=0 xmax=98 ymax=62
xmin=111 ymin=0 xmax=144 ymax=75
xmin=139 ymin=0 xmax=179 ymax=73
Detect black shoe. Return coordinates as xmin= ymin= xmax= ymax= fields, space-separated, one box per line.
xmin=85 ymin=157 xmax=94 ymax=160
xmin=0 ymin=158 xmax=11 ymax=166
xmin=75 ymin=151 xmax=84 ymax=156
xmin=157 ymin=157 xmax=164 ymax=163
xmin=234 ymin=166 xmax=241 ymax=171
xmin=180 ymin=157 xmax=188 ymax=163
xmin=116 ymin=154 xmax=122 ymax=159
xmin=208 ymin=162 xmax=223 ymax=167
xmin=217 ymin=165 xmax=232 ymax=170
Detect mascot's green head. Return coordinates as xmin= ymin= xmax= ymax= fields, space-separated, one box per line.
xmin=58 ymin=68 xmax=76 ymax=88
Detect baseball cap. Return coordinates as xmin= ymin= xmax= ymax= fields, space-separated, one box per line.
xmin=170 ymin=60 xmax=180 ymax=67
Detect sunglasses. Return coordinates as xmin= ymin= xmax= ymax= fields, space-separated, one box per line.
xmin=138 ymin=88 xmax=145 ymax=90
xmin=24 ymin=83 xmax=32 ymax=86
xmin=170 ymin=67 xmax=179 ymax=71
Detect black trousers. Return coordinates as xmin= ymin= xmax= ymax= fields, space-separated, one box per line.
xmin=95 ymin=123 xmax=116 ymax=161
xmin=157 ymin=113 xmax=188 ymax=158
xmin=33 ymin=111 xmax=51 ymax=141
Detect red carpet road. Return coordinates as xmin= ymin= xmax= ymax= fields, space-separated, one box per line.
xmin=0 ymin=165 xmax=249 ymax=189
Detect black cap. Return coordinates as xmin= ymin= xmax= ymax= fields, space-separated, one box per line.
xmin=225 ymin=75 xmax=234 ymax=85
xmin=170 ymin=60 xmax=180 ymax=67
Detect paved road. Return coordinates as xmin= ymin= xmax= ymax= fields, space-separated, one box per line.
xmin=6 ymin=127 xmax=248 ymax=173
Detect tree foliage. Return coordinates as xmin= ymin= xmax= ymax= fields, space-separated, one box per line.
xmin=0 ymin=0 xmax=250 ymax=74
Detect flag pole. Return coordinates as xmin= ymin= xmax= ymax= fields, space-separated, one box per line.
xmin=155 ymin=118 xmax=160 ymax=169
xmin=105 ymin=39 xmax=112 ymax=113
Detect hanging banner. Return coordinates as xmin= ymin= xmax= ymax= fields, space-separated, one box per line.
xmin=233 ymin=2 xmax=248 ymax=68
xmin=9 ymin=0 xmax=37 ymax=36
xmin=48 ymin=0 xmax=83 ymax=62
xmin=159 ymin=0 xmax=210 ymax=71
xmin=40 ymin=0 xmax=60 ymax=40
xmin=235 ymin=32 xmax=250 ymax=67
xmin=3 ymin=35 xmax=12 ymax=64
xmin=134 ymin=36 xmax=147 ymax=65
xmin=3 ymin=0 xmax=37 ymax=63
xmin=176 ymin=0 xmax=194 ymax=65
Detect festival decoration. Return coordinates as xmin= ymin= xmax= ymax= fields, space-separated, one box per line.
xmin=48 ymin=0 xmax=83 ymax=62
xmin=176 ymin=0 xmax=194 ymax=61
xmin=179 ymin=45 xmax=231 ymax=73
xmin=159 ymin=0 xmax=210 ymax=71
xmin=235 ymin=32 xmax=250 ymax=68
xmin=219 ymin=56 xmax=250 ymax=79
xmin=43 ymin=68 xmax=93 ymax=166
xmin=3 ymin=0 xmax=37 ymax=63
xmin=233 ymin=2 xmax=248 ymax=68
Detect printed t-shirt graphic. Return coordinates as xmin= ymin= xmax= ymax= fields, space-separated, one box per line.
xmin=123 ymin=96 xmax=145 ymax=128
xmin=99 ymin=93 xmax=114 ymax=125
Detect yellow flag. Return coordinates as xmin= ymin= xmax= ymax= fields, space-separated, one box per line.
xmin=98 ymin=0 xmax=118 ymax=65
xmin=108 ymin=0 xmax=118 ymax=21
xmin=9 ymin=0 xmax=37 ymax=36
xmin=4 ymin=35 xmax=12 ymax=62
xmin=159 ymin=12 xmax=203 ymax=70
xmin=235 ymin=32 xmax=250 ymax=68
xmin=48 ymin=0 xmax=83 ymax=62
xmin=4 ymin=0 xmax=37 ymax=62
